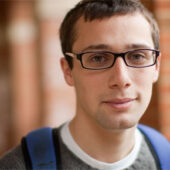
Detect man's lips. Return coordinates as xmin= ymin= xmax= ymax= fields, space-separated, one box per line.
xmin=103 ymin=98 xmax=136 ymax=110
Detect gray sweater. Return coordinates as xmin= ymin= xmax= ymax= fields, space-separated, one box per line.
xmin=0 ymin=128 xmax=159 ymax=170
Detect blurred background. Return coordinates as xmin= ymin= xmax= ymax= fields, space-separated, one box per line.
xmin=0 ymin=0 xmax=170 ymax=156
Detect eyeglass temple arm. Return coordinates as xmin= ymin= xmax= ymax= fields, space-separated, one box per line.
xmin=65 ymin=52 xmax=77 ymax=58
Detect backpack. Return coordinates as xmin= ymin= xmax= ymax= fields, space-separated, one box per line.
xmin=21 ymin=124 xmax=170 ymax=170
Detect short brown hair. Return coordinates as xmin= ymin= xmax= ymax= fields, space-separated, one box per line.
xmin=59 ymin=0 xmax=159 ymax=69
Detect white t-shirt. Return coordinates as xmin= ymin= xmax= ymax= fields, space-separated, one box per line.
xmin=60 ymin=122 xmax=143 ymax=170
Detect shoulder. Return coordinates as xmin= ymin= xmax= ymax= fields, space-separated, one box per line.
xmin=138 ymin=124 xmax=170 ymax=147
xmin=0 ymin=145 xmax=26 ymax=169
xmin=0 ymin=126 xmax=62 ymax=170
xmin=138 ymin=124 xmax=170 ymax=169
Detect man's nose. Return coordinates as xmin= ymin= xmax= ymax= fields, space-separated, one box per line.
xmin=108 ymin=57 xmax=131 ymax=89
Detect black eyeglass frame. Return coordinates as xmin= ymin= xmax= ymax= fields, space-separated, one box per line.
xmin=65 ymin=49 xmax=160 ymax=70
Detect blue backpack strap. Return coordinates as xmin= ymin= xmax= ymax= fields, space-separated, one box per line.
xmin=138 ymin=124 xmax=170 ymax=170
xmin=25 ymin=127 xmax=57 ymax=170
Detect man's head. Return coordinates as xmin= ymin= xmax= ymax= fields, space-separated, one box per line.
xmin=60 ymin=0 xmax=159 ymax=69
xmin=60 ymin=0 xmax=161 ymax=130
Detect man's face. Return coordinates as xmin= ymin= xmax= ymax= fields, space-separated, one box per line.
xmin=61 ymin=13 xmax=160 ymax=130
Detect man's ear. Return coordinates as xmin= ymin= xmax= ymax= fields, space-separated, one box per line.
xmin=153 ymin=54 xmax=161 ymax=83
xmin=60 ymin=58 xmax=74 ymax=86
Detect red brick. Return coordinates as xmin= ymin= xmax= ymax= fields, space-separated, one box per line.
xmin=155 ymin=1 xmax=170 ymax=9
xmin=160 ymin=86 xmax=170 ymax=93
xmin=160 ymin=35 xmax=170 ymax=42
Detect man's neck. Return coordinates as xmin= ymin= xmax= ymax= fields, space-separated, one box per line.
xmin=69 ymin=117 xmax=136 ymax=163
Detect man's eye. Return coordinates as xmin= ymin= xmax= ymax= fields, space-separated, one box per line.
xmin=90 ymin=55 xmax=106 ymax=62
xmin=128 ymin=53 xmax=148 ymax=61
xmin=132 ymin=53 xmax=145 ymax=59
xmin=126 ymin=52 xmax=150 ymax=66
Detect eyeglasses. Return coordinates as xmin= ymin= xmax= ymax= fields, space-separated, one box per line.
xmin=65 ymin=49 xmax=160 ymax=70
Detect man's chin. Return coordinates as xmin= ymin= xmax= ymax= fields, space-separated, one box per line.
xmin=97 ymin=116 xmax=138 ymax=131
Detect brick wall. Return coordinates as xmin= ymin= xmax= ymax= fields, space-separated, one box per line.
xmin=0 ymin=0 xmax=79 ymax=156
xmin=140 ymin=0 xmax=170 ymax=140
xmin=139 ymin=0 xmax=160 ymax=130
xmin=34 ymin=0 xmax=77 ymax=128
xmin=7 ymin=1 xmax=42 ymax=146
xmin=0 ymin=1 xmax=11 ymax=156
xmin=155 ymin=0 xmax=170 ymax=139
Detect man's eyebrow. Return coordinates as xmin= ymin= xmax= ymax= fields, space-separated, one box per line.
xmin=80 ymin=43 xmax=153 ymax=53
xmin=127 ymin=43 xmax=153 ymax=49
xmin=81 ymin=44 xmax=112 ymax=52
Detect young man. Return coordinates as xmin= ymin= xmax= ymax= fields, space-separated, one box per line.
xmin=0 ymin=0 xmax=169 ymax=169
